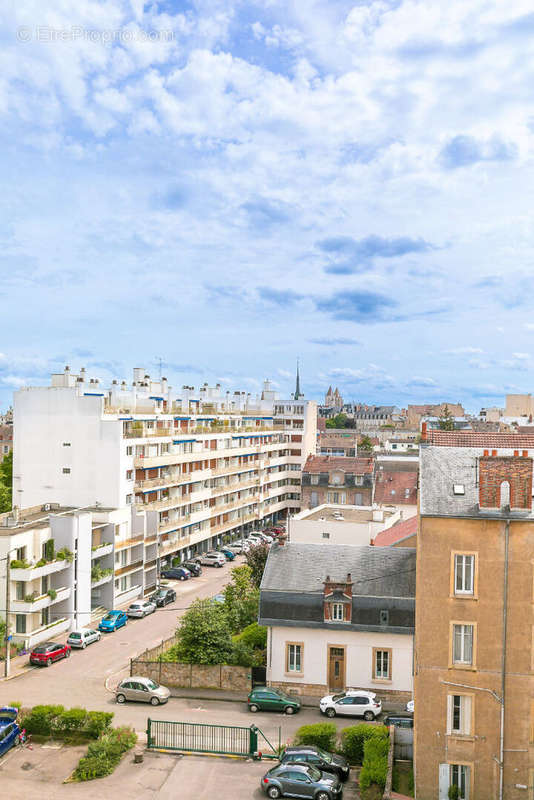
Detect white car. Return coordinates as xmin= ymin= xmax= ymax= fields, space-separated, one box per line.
xmin=230 ymin=541 xmax=248 ymax=554
xmin=319 ymin=690 xmax=382 ymax=721
xmin=406 ymin=699 xmax=414 ymax=713
xmin=255 ymin=532 xmax=274 ymax=543
xmin=127 ymin=600 xmax=156 ymax=618
xmin=67 ymin=628 xmax=101 ymax=649
xmin=198 ymin=551 xmax=226 ymax=568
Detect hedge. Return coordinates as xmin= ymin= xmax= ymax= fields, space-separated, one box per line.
xmin=22 ymin=705 xmax=113 ymax=739
xmin=73 ymin=725 xmax=137 ymax=781
xmin=293 ymin=723 xmax=337 ymax=752
xmin=358 ymin=734 xmax=390 ymax=793
xmin=340 ymin=724 xmax=389 ymax=765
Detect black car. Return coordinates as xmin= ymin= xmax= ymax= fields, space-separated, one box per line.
xmin=280 ymin=746 xmax=350 ymax=782
xmin=160 ymin=567 xmax=191 ymax=581
xmin=150 ymin=587 xmax=176 ymax=607
xmin=181 ymin=560 xmax=202 ymax=577
xmin=383 ymin=713 xmax=414 ymax=730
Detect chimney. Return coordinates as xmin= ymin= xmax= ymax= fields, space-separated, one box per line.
xmin=421 ymin=421 xmax=427 ymax=441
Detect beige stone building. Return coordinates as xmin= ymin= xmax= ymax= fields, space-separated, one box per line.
xmin=416 ymin=430 xmax=534 ymax=800
xmin=505 ymin=394 xmax=534 ymax=418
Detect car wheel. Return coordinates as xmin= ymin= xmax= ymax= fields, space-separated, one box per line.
xmin=150 ymin=696 xmax=160 ymax=706
xmin=97 ymin=634 xmax=101 ymax=641
xmin=180 ymin=576 xmax=186 ymax=581
xmin=325 ymin=707 xmax=336 ymax=718
xmin=249 ymin=704 xmax=259 ymax=713
xmin=65 ymin=649 xmax=70 ymax=658
xmin=267 ymin=787 xmax=281 ymax=799
xmin=316 ymin=792 xmax=330 ymax=800
xmin=363 ymin=711 xmax=375 ymax=721
xmin=82 ymin=642 xmax=87 ymax=649
xmin=116 ymin=694 xmax=126 ymax=704
xmin=46 ymin=658 xmax=52 ymax=667
xmin=284 ymin=706 xmax=295 ymax=715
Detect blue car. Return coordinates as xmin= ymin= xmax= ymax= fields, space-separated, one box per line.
xmin=98 ymin=610 xmax=128 ymax=632
xmin=0 ymin=707 xmax=20 ymax=756
xmin=220 ymin=548 xmax=236 ymax=561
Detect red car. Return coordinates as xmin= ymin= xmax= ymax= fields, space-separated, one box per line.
xmin=30 ymin=641 xmax=71 ymax=667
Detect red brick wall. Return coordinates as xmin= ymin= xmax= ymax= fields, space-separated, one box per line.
xmin=479 ymin=456 xmax=532 ymax=509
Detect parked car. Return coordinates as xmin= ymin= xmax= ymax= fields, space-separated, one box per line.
xmin=115 ymin=676 xmax=170 ymax=706
xmin=219 ymin=547 xmax=236 ymax=560
xmin=254 ymin=532 xmax=273 ymax=543
xmin=231 ymin=541 xmax=250 ymax=554
xmin=181 ymin=560 xmax=202 ymax=576
xmin=0 ymin=707 xmax=20 ymax=756
xmin=98 ymin=610 xmax=128 ymax=632
xmin=383 ymin=713 xmax=414 ymax=730
xmin=319 ymin=690 xmax=381 ymax=720
xmin=127 ymin=600 xmax=156 ymax=618
xmin=248 ymin=687 xmax=301 ymax=715
xmin=279 ymin=746 xmax=350 ymax=782
xmin=261 ymin=763 xmax=342 ymax=799
xmin=160 ymin=566 xmax=191 ymax=581
xmin=150 ymin=587 xmax=176 ymax=607
xmin=30 ymin=641 xmax=71 ymax=666
xmin=198 ymin=552 xmax=226 ymax=568
xmin=67 ymin=628 xmax=101 ymax=649
xmin=406 ymin=699 xmax=414 ymax=713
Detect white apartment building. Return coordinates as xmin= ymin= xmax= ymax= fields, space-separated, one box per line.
xmin=10 ymin=367 xmax=316 ymax=618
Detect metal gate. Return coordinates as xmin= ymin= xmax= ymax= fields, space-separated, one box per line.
xmin=251 ymin=666 xmax=266 ymax=687
xmin=146 ymin=719 xmax=278 ymax=758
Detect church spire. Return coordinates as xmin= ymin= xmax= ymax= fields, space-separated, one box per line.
xmin=294 ymin=359 xmax=303 ymax=400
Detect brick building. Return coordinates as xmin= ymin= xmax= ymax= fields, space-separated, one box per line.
xmin=374 ymin=460 xmax=418 ymax=506
xmin=301 ymin=455 xmax=375 ymax=508
xmin=416 ymin=430 xmax=534 ymax=799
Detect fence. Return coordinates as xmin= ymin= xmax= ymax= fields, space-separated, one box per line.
xmin=147 ymin=718 xmax=279 ymax=759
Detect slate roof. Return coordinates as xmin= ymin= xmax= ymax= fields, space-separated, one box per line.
xmin=260 ymin=542 xmax=416 ymax=598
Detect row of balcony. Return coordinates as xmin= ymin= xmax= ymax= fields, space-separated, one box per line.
xmin=125 ymin=424 xmax=276 ymax=439
xmin=11 ymin=585 xmax=71 ymax=613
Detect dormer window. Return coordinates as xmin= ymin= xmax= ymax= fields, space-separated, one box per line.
xmin=332 ymin=603 xmax=344 ymax=621
xmin=323 ymin=572 xmax=353 ymax=624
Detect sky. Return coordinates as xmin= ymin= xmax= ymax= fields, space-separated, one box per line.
xmin=1 ymin=0 xmax=534 ymax=412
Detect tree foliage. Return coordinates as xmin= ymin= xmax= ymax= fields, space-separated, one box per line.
xmin=223 ymin=564 xmax=259 ymax=633
xmin=359 ymin=435 xmax=374 ymax=454
xmin=244 ymin=542 xmax=270 ymax=589
xmin=325 ymin=413 xmax=348 ymax=429
xmin=0 ymin=450 xmax=12 ymax=513
xmin=173 ymin=598 xmax=233 ymax=664
xmin=438 ymin=404 xmax=455 ymax=431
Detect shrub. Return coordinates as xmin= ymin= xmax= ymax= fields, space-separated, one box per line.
xmin=10 ymin=559 xmax=30 ymax=569
xmin=233 ymin=622 xmax=267 ymax=649
xmin=9 ymin=701 xmax=22 ymax=710
xmin=85 ymin=711 xmax=114 ymax=739
xmin=227 ymin=640 xmax=265 ymax=667
xmin=55 ymin=708 xmax=88 ymax=733
xmin=358 ymin=734 xmax=390 ymax=793
xmin=47 ymin=589 xmax=57 ymax=600
xmin=23 ymin=704 xmax=65 ymax=736
xmin=341 ymin=724 xmax=388 ymax=765
xmin=448 ymin=786 xmax=460 ymax=800
xmin=56 ymin=547 xmax=73 ymax=563
xmin=24 ymin=592 xmax=38 ymax=603
xmin=293 ymin=723 xmax=337 ymax=752
xmin=35 ymin=558 xmax=47 ymax=568
xmin=73 ymin=726 xmax=137 ymax=781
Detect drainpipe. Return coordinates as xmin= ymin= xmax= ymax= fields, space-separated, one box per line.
xmin=499 ymin=519 xmax=509 ymax=800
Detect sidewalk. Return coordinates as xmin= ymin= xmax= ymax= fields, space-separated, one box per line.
xmin=168 ymin=686 xmax=407 ymax=713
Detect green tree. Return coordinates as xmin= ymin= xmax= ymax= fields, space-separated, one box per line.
xmin=244 ymin=542 xmax=270 ymax=589
xmin=359 ymin=435 xmax=374 ymax=454
xmin=174 ymin=599 xmax=232 ymax=664
xmin=0 ymin=450 xmax=12 ymax=512
xmin=223 ymin=565 xmax=259 ymax=633
xmin=325 ymin=413 xmax=348 ymax=429
xmin=438 ymin=404 xmax=455 ymax=431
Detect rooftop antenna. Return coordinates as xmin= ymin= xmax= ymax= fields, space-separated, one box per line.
xmin=155 ymin=357 xmax=164 ymax=381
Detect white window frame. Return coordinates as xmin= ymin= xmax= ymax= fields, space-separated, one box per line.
xmin=450 ymin=764 xmax=470 ymax=799
xmin=287 ymin=643 xmax=302 ymax=673
xmin=331 ymin=603 xmax=344 ymax=621
xmin=455 ymin=554 xmax=474 ymax=595
xmin=447 ymin=694 xmax=472 ymax=736
xmin=453 ymin=624 xmax=474 ymax=665
xmin=375 ymin=649 xmax=391 ymax=679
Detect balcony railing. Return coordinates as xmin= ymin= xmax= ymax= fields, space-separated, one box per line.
xmin=11 ymin=586 xmax=71 ymax=614
xmin=114 ymin=560 xmax=144 ymax=577
xmin=10 ymin=559 xmax=70 ymax=583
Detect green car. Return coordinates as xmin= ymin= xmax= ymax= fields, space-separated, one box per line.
xmin=248 ymin=687 xmax=301 ymax=715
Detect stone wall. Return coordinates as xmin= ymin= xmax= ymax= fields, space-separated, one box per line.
xmin=269 ymin=679 xmax=411 ymax=704
xmin=131 ymin=659 xmax=251 ymax=692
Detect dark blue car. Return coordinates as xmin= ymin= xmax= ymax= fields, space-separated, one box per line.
xmin=0 ymin=707 xmax=20 ymax=756
xmin=220 ymin=548 xmax=236 ymax=561
xmin=98 ymin=610 xmax=128 ymax=632
xmin=160 ymin=567 xmax=191 ymax=581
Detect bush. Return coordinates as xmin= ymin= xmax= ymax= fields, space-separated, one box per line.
xmin=358 ymin=734 xmax=389 ymax=793
xmin=73 ymin=726 xmax=137 ymax=781
xmin=448 ymin=786 xmax=460 ymax=800
xmin=35 ymin=558 xmax=47 ymax=568
xmin=86 ymin=711 xmax=114 ymax=739
xmin=233 ymin=622 xmax=267 ymax=649
xmin=22 ymin=705 xmax=113 ymax=740
xmin=293 ymin=723 xmax=337 ymax=752
xmin=227 ymin=640 xmax=265 ymax=667
xmin=10 ymin=559 xmax=30 ymax=569
xmin=341 ymin=724 xmax=388 ymax=765
xmin=55 ymin=708 xmax=88 ymax=733
xmin=9 ymin=701 xmax=22 ymax=710
xmin=47 ymin=589 xmax=57 ymax=600
xmin=23 ymin=704 xmax=65 ymax=736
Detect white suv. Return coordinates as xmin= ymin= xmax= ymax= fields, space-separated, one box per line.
xmin=199 ymin=551 xmax=226 ymax=568
xmin=319 ymin=690 xmax=382 ymax=720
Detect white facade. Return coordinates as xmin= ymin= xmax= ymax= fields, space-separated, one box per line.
xmin=288 ymin=504 xmax=406 ymax=546
xmin=268 ymin=625 xmax=413 ymax=696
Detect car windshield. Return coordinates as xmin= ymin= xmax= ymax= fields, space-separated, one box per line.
xmin=332 ymin=693 xmax=346 ymax=702
xmin=69 ymin=633 xmax=81 ymax=639
xmin=276 ymin=690 xmax=293 ymax=701
xmin=317 ymin=749 xmax=333 ymax=763
xmin=306 ymin=766 xmax=322 ymax=782
xmin=154 ymin=590 xmax=166 ymax=597
xmin=130 ymin=604 xmax=140 ymax=609
xmin=32 ymin=646 xmax=47 ymax=653
xmin=103 ymin=614 xmax=116 ymax=621
xmin=146 ymin=679 xmax=159 ymax=690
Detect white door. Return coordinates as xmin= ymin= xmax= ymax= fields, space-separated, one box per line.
xmin=439 ymin=763 xmax=449 ymax=800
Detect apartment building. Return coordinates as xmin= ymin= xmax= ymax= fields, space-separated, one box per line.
xmin=301 ymin=455 xmax=375 ymax=508
xmin=416 ymin=430 xmax=534 ymax=800
xmin=0 ymin=422 xmax=13 ymax=463
xmin=12 ymin=367 xmax=316 ymax=607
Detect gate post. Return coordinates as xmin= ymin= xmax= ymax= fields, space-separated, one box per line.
xmin=249 ymin=724 xmax=258 ymax=757
xmin=147 ymin=718 xmax=152 ymax=749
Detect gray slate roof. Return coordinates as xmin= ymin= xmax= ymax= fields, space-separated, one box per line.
xmin=260 ymin=542 xmax=416 ymax=598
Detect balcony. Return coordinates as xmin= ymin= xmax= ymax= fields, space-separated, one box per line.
xmin=115 ymin=535 xmax=145 ymax=550
xmin=91 ymin=571 xmax=113 ymax=589
xmin=10 ymin=559 xmax=70 ymax=583
xmin=91 ymin=543 xmax=113 ymax=559
xmin=124 ymin=427 xmax=175 ymax=439
xmin=11 ymin=586 xmax=71 ymax=614
xmin=115 ymin=560 xmax=144 ymax=577
xmin=13 ymin=617 xmax=71 ymax=649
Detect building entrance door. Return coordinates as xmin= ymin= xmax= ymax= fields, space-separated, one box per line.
xmin=328 ymin=647 xmax=345 ymax=691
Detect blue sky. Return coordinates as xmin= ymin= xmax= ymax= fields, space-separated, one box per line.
xmin=1 ymin=0 xmax=534 ymax=412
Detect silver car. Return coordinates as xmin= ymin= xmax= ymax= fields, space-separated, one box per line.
xmin=127 ymin=600 xmax=156 ymax=618
xmin=199 ymin=551 xmax=226 ymax=567
xmin=67 ymin=628 xmax=101 ymax=649
xmin=115 ymin=676 xmax=170 ymax=706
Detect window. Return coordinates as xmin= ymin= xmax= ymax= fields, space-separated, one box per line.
xmin=447 ymin=694 xmax=472 ymax=736
xmin=373 ymin=648 xmax=392 ymax=680
xmin=62 ymin=467 xmax=71 ymax=474
xmin=126 ymin=446 xmax=133 ymax=456
xmin=126 ymin=470 xmax=133 ymax=480
xmin=452 ymin=624 xmax=474 ymax=666
xmin=331 ymin=603 xmax=344 ymax=621
xmin=62 ymin=442 xmax=71 ymax=447
xmin=16 ymin=546 xmax=26 ymax=562
xmin=310 ymin=475 xmax=319 ymax=485
xmin=16 ymin=615 xmax=26 ymax=634
xmin=380 ymin=609 xmax=389 ymax=626
xmin=450 ymin=764 xmax=470 ymax=799
xmin=286 ymin=643 xmax=303 ymax=673
xmin=454 ymin=554 xmax=475 ymax=595
xmin=15 ymin=582 xmax=25 ymax=600
xmin=322 ymin=532 xmax=330 ymax=539
xmin=120 ymin=576 xmax=128 ymax=591
xmin=126 ymin=494 xmax=133 ymax=504
xmin=355 ymin=476 xmax=364 ymax=486
xmin=453 ymin=484 xmax=465 ymax=495
xmin=41 ymin=607 xmax=49 ymax=626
